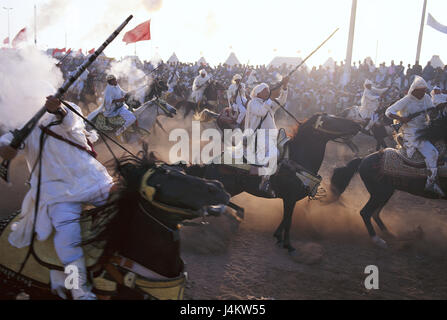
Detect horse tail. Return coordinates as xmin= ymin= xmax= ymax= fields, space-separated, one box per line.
xmin=330 ymin=158 xmax=363 ymax=198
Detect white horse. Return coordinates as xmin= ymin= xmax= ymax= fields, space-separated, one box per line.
xmin=86 ymin=79 xmax=176 ymax=142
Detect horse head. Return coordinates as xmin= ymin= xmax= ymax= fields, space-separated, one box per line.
xmin=84 ymin=149 xmax=230 ymax=278
xmin=305 ymin=113 xmax=362 ymax=141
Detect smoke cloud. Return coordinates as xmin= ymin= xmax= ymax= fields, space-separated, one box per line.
xmin=0 ymin=47 xmax=63 ymax=130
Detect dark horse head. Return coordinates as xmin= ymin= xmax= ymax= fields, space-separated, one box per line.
xmin=82 ymin=149 xmax=230 ymax=279
xmin=203 ymin=80 xmax=225 ymax=101
xmin=288 ymin=113 xmax=362 ymax=173
xmin=125 ymin=77 xmax=169 ymax=109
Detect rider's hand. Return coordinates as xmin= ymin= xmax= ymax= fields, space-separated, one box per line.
xmin=45 ymin=96 xmax=61 ymax=113
xmin=281 ymin=76 xmax=290 ymax=88
xmin=0 ymin=146 xmax=18 ymax=161
xmin=400 ymin=116 xmax=411 ymax=124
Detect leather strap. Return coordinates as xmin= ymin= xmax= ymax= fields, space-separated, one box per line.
xmin=39 ymin=126 xmax=97 ymax=158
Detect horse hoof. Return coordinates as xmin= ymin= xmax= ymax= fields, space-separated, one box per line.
xmin=275 ymin=240 xmax=283 ymax=247
xmin=372 ymin=236 xmax=388 ymax=249
xmin=287 ymin=247 xmax=297 ymax=255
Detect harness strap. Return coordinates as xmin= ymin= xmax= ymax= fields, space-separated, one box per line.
xmin=39 ymin=126 xmax=97 ymax=158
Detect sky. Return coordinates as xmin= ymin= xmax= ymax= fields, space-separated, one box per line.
xmin=1 ymin=0 xmax=447 ymax=67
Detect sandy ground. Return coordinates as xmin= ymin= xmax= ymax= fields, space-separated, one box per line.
xmin=1 ymin=120 xmax=446 ymax=300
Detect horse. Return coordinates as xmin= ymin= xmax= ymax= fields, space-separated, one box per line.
xmin=183 ymin=114 xmax=361 ymax=253
xmin=175 ymin=80 xmax=226 ymax=119
xmin=87 ymin=78 xmax=176 ymax=142
xmin=0 ymin=150 xmax=230 ymax=300
xmin=338 ymin=104 xmax=393 ymax=152
xmin=329 ymin=115 xmax=447 ymax=248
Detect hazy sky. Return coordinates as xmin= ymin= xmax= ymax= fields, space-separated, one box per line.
xmin=1 ymin=0 xmax=447 ymax=67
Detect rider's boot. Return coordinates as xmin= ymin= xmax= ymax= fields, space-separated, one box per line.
xmin=67 ymin=257 xmax=97 ymax=300
xmin=425 ymin=168 xmax=446 ymax=198
xmin=259 ymin=175 xmax=276 ymax=198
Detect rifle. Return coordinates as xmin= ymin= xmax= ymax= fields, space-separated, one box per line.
xmin=230 ymin=61 xmax=250 ymax=107
xmin=391 ymin=106 xmax=440 ymax=133
xmin=0 ymin=15 xmax=134 ymax=183
xmin=270 ymin=28 xmax=339 ymax=92
xmin=269 ymin=28 xmax=340 ymax=124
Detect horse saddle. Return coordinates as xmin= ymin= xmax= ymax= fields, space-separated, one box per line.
xmin=0 ymin=208 xmax=115 ymax=285
xmin=394 ymin=135 xmax=446 ymax=168
xmin=382 ymin=147 xmax=447 ymax=179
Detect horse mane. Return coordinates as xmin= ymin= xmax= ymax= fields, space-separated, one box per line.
xmin=417 ymin=114 xmax=447 ymax=142
xmin=76 ymin=144 xmax=160 ymax=249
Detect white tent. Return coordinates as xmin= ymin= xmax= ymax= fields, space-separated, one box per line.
xmin=224 ymin=52 xmax=241 ymax=66
xmin=323 ymin=57 xmax=336 ymax=70
xmin=167 ymin=52 xmax=179 ymax=64
xmin=268 ymin=56 xmax=304 ymax=68
xmin=197 ymin=56 xmax=208 ymax=65
xmin=430 ymin=55 xmax=444 ymax=68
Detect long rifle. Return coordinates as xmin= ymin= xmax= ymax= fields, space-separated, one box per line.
xmin=391 ymin=105 xmax=441 ymax=133
xmin=269 ymin=28 xmax=340 ymax=125
xmin=0 ymin=15 xmax=134 ymax=183
xmin=233 ymin=61 xmax=250 ymax=106
xmin=270 ymin=28 xmax=339 ymax=92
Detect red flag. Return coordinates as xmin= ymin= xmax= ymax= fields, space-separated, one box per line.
xmin=3 ymin=37 xmax=9 ymax=45
xmin=12 ymin=28 xmax=27 ymax=48
xmin=88 ymin=48 xmax=95 ymax=54
xmin=122 ymin=20 xmax=151 ymax=44
xmin=52 ymin=48 xmax=66 ymax=56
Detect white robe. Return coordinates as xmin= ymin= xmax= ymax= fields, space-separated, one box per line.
xmin=103 ymin=84 xmax=127 ymax=117
xmin=245 ymin=88 xmax=288 ymax=167
xmin=0 ymin=104 xmax=113 ymax=249
xmin=191 ymin=75 xmax=212 ymax=103
xmin=386 ymin=93 xmax=434 ymax=159
xmin=227 ymin=83 xmax=247 ymax=124
xmin=359 ymin=86 xmax=387 ymax=119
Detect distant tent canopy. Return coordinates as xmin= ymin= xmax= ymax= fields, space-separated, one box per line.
xmin=224 ymin=52 xmax=241 ymax=66
xmin=430 ymin=55 xmax=444 ymax=68
xmin=167 ymin=52 xmax=179 ymax=64
xmin=268 ymin=56 xmax=305 ymax=69
xmin=323 ymin=57 xmax=336 ymax=70
xmin=197 ymin=57 xmax=208 ymax=66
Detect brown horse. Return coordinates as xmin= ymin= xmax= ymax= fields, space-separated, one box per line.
xmin=0 ymin=150 xmax=230 ymax=300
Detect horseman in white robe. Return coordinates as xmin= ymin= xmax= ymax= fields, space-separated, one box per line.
xmin=68 ymin=68 xmax=89 ymax=101
xmin=191 ymin=69 xmax=212 ymax=109
xmin=359 ymin=79 xmax=388 ymax=131
xmin=385 ymin=76 xmax=445 ymax=197
xmin=244 ymin=77 xmax=289 ymax=196
xmin=431 ymin=86 xmax=447 ymax=106
xmin=227 ymin=74 xmax=248 ymax=126
xmin=0 ymin=96 xmax=114 ymax=299
xmin=102 ymin=74 xmax=136 ymax=136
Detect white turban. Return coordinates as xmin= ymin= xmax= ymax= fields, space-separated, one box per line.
xmin=106 ymin=74 xmax=116 ymax=81
xmin=364 ymin=79 xmax=373 ymax=89
xmin=408 ymin=76 xmax=428 ymax=94
xmin=199 ymin=69 xmax=207 ymax=76
xmin=251 ymin=83 xmax=269 ymax=98
xmin=232 ymin=74 xmax=242 ymax=83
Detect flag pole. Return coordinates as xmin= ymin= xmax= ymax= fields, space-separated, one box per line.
xmin=3 ymin=7 xmax=13 ymax=48
xmin=416 ymin=0 xmax=427 ymax=64
xmin=34 ymin=4 xmax=37 ymax=45
xmin=343 ymin=0 xmax=357 ymax=85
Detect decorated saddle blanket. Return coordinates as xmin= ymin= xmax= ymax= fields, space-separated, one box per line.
xmin=0 ymin=205 xmax=117 ymax=285
xmin=382 ymin=147 xmax=447 ymax=179
xmin=393 ymin=138 xmax=446 ymax=168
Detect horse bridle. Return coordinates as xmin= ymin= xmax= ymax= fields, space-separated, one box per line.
xmin=139 ymin=165 xmax=208 ymax=218
xmin=313 ymin=115 xmax=353 ymax=136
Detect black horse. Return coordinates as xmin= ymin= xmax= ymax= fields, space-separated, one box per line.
xmin=330 ymin=115 xmax=447 ymax=248
xmin=0 ymin=149 xmax=230 ymax=300
xmin=183 ymin=114 xmax=361 ymax=252
xmin=125 ymin=78 xmax=169 ymax=110
xmin=175 ymin=80 xmax=226 ymax=118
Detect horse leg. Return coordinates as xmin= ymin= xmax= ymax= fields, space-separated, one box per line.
xmin=360 ymin=190 xmax=393 ymax=248
xmin=371 ymin=192 xmax=396 ymax=240
xmin=281 ymin=199 xmax=297 ymax=253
